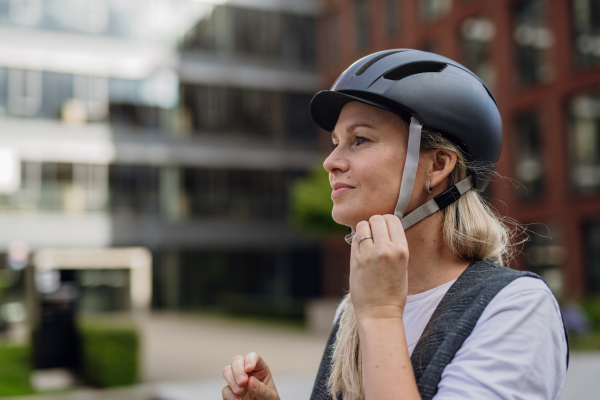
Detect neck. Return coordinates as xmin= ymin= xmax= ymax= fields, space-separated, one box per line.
xmin=404 ymin=212 xmax=470 ymax=295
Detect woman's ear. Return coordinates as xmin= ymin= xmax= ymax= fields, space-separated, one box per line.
xmin=428 ymin=149 xmax=457 ymax=189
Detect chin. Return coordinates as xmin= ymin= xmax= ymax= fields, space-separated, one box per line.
xmin=331 ymin=205 xmax=363 ymax=230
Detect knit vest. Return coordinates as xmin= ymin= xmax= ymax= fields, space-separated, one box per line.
xmin=309 ymin=260 xmax=569 ymax=400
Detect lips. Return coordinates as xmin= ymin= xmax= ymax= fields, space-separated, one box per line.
xmin=331 ymin=182 xmax=355 ymax=198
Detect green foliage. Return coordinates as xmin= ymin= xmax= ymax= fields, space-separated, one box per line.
xmin=0 ymin=345 xmax=35 ymax=396
xmin=290 ymin=161 xmax=347 ymax=235
xmin=581 ymin=297 xmax=600 ymax=330
xmin=80 ymin=324 xmax=139 ymax=388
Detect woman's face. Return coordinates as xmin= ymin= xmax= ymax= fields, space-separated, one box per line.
xmin=324 ymin=101 xmax=408 ymax=229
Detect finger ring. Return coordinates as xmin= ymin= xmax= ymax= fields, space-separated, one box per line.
xmin=359 ymin=235 xmax=373 ymax=243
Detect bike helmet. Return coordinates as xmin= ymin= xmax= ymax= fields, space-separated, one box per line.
xmin=310 ymin=49 xmax=502 ymax=239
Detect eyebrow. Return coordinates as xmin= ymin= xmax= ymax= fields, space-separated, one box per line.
xmin=331 ymin=122 xmax=375 ymax=141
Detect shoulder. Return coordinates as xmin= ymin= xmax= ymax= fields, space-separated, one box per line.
xmin=480 ymin=276 xmax=563 ymax=328
xmin=434 ymin=275 xmax=568 ymax=400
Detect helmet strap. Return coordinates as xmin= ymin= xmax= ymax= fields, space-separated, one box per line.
xmin=394 ymin=115 xmax=423 ymax=219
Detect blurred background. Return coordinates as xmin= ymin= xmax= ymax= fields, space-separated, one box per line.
xmin=0 ymin=0 xmax=598 ymax=399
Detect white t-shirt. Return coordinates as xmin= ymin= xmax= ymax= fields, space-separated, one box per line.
xmin=333 ymin=276 xmax=567 ymax=400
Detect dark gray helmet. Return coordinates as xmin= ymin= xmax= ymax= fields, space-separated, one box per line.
xmin=310 ymin=49 xmax=502 ymax=191
xmin=310 ymin=49 xmax=502 ymax=235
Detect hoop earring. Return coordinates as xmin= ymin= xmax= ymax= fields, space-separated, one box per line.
xmin=426 ymin=181 xmax=433 ymax=193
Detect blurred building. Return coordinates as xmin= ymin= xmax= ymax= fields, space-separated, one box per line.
xmin=316 ymin=0 xmax=600 ymax=298
xmin=0 ymin=0 xmax=323 ymax=317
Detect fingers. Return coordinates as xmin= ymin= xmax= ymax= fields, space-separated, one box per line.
xmin=222 ymin=384 xmax=244 ymax=400
xmin=354 ymin=220 xmax=373 ymax=253
xmin=244 ymin=352 xmax=271 ymax=380
xmin=248 ymin=376 xmax=279 ymax=400
xmin=222 ymin=365 xmax=245 ymax=396
xmin=244 ymin=352 xmax=260 ymax=373
xmin=383 ymin=214 xmax=406 ymax=244
xmin=369 ymin=215 xmax=391 ymax=243
xmin=231 ymin=355 xmax=248 ymax=386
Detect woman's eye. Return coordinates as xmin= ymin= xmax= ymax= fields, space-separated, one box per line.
xmin=356 ymin=136 xmax=369 ymax=146
xmin=332 ymin=143 xmax=339 ymax=149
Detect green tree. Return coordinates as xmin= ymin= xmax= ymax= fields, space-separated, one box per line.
xmin=290 ymin=161 xmax=347 ymax=235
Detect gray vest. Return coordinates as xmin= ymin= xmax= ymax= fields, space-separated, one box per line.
xmin=309 ymin=260 xmax=569 ymax=400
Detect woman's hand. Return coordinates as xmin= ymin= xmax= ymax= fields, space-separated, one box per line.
xmin=222 ymin=352 xmax=280 ymax=400
xmin=350 ymin=214 xmax=409 ymax=322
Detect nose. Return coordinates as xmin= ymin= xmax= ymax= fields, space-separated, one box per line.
xmin=323 ymin=146 xmax=349 ymax=174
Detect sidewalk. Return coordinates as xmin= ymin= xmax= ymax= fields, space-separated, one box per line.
xmin=5 ymin=313 xmax=599 ymax=400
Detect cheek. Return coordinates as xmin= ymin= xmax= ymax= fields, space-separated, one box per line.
xmin=358 ymin=152 xmax=403 ymax=213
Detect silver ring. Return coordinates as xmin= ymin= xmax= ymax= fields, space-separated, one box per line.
xmin=359 ymin=235 xmax=373 ymax=243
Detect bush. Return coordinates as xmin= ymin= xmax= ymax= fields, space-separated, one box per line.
xmin=0 ymin=345 xmax=35 ymax=396
xmin=79 ymin=324 xmax=139 ymax=388
xmin=290 ymin=161 xmax=347 ymax=236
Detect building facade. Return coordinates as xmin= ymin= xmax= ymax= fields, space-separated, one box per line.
xmin=317 ymin=0 xmax=600 ymax=298
xmin=0 ymin=0 xmax=323 ymax=317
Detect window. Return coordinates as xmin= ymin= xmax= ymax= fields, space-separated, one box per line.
xmin=180 ymin=5 xmax=316 ymax=68
xmin=8 ymin=69 xmax=42 ymax=116
xmin=183 ymin=168 xmax=305 ymax=220
xmin=584 ymin=220 xmax=600 ymax=294
xmin=419 ymin=0 xmax=452 ymax=22
xmin=522 ymin=223 xmax=565 ymax=297
xmin=460 ymin=17 xmax=496 ymax=88
xmin=74 ymin=75 xmax=108 ymax=121
xmin=109 ymin=165 xmax=160 ymax=216
xmin=568 ymin=93 xmax=600 ymax=193
xmin=9 ymin=0 xmax=42 ymax=26
xmin=73 ymin=0 xmax=108 ymax=34
xmin=385 ymin=0 xmax=401 ymax=37
xmin=355 ymin=0 xmax=369 ymax=51
xmin=512 ymin=0 xmax=554 ymax=86
xmin=41 ymin=72 xmax=73 ymax=119
xmin=182 ymin=85 xmax=316 ymax=146
xmin=572 ymin=0 xmax=600 ymax=69
xmin=513 ymin=111 xmax=545 ymax=199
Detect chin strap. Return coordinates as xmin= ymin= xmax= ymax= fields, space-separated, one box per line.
xmin=344 ymin=116 xmax=474 ymax=245
xmin=400 ymin=175 xmax=473 ymax=229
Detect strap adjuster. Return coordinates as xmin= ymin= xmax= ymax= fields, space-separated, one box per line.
xmin=434 ymin=186 xmax=461 ymax=210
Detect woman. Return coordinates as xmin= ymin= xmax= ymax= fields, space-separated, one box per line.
xmin=221 ymin=50 xmax=568 ymax=400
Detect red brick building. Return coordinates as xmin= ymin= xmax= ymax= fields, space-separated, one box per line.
xmin=317 ymin=0 xmax=600 ymax=298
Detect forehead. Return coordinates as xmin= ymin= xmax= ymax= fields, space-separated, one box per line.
xmin=332 ymin=101 xmax=402 ymax=138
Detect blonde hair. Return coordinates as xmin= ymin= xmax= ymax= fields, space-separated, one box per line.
xmin=327 ymin=126 xmax=517 ymax=400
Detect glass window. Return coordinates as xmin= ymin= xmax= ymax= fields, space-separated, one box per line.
xmin=385 ymin=0 xmax=401 ymax=37
xmin=9 ymin=0 xmax=42 ymax=26
xmin=41 ymin=71 xmax=73 ymax=119
xmin=182 ymin=85 xmax=316 ymax=146
xmin=285 ymin=93 xmax=317 ymax=148
xmin=0 ymin=67 xmax=7 ymax=115
xmin=109 ymin=165 xmax=160 ymax=216
xmin=180 ymin=5 xmax=316 ymax=68
xmin=8 ymin=69 xmax=42 ymax=117
xmin=419 ymin=0 xmax=453 ymax=21
xmin=512 ymin=0 xmax=554 ymax=86
xmin=513 ymin=111 xmax=545 ymax=199
xmin=584 ymin=220 xmax=600 ymax=294
xmin=523 ymin=223 xmax=565 ymax=297
xmin=355 ymin=0 xmax=369 ymax=51
xmin=572 ymin=0 xmax=600 ymax=69
xmin=182 ymin=168 xmax=305 ymax=220
xmin=73 ymin=75 xmax=108 ymax=121
xmin=460 ymin=17 xmax=496 ymax=89
xmin=568 ymin=93 xmax=600 ymax=193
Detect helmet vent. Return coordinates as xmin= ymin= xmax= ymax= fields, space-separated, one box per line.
xmin=383 ymin=61 xmax=447 ymax=81
xmin=355 ymin=51 xmax=402 ymax=76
